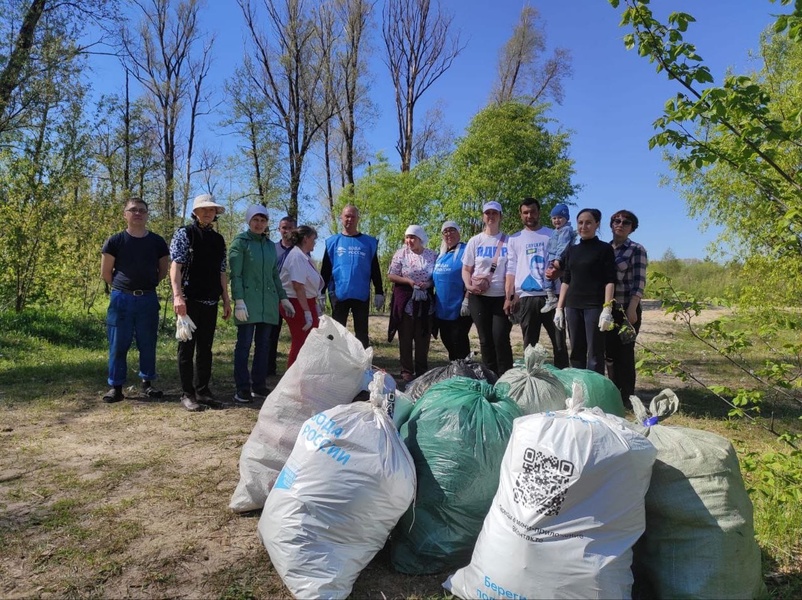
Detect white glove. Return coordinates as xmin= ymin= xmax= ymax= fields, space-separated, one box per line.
xmin=373 ymin=293 xmax=385 ymax=310
xmin=553 ymin=307 xmax=565 ymax=331
xmin=598 ymin=305 xmax=615 ymax=331
xmin=281 ymin=298 xmax=295 ymax=318
xmin=316 ymin=295 xmax=326 ymax=317
xmin=175 ymin=314 xmax=197 ymax=341
xmin=460 ymin=297 xmax=470 ymax=317
xmin=302 ymin=310 xmax=313 ymax=331
xmin=234 ymin=299 xmax=249 ymax=322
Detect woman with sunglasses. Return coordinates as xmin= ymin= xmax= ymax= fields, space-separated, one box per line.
xmin=605 ymin=210 xmax=647 ymax=407
xmin=553 ymin=208 xmax=616 ymax=374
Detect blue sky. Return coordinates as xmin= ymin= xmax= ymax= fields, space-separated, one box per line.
xmin=91 ymin=1 xmax=781 ymax=260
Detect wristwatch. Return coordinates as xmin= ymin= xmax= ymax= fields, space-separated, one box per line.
xmin=509 ymin=294 xmax=515 ymax=300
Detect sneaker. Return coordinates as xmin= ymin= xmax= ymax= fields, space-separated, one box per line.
xmin=180 ymin=394 xmax=204 ymax=412
xmin=141 ymin=380 xmax=163 ymax=399
xmin=196 ymin=389 xmax=224 ymax=409
xmin=540 ymin=298 xmax=558 ymax=314
xmin=103 ymin=387 xmax=124 ymax=403
xmin=252 ymin=386 xmax=271 ymax=400
xmin=234 ymin=389 xmax=253 ymax=403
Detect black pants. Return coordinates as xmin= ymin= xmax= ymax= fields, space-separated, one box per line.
xmin=266 ymin=315 xmax=283 ymax=375
xmin=468 ymin=294 xmax=512 ymax=376
xmin=398 ymin=312 xmax=431 ymax=377
xmin=437 ymin=316 xmax=473 ymax=361
xmin=177 ymin=300 xmax=218 ymax=396
xmin=565 ymin=306 xmax=606 ymax=374
xmin=332 ymin=298 xmax=370 ymax=348
xmin=605 ymin=303 xmax=642 ymax=404
xmin=516 ymin=295 xmax=569 ymax=368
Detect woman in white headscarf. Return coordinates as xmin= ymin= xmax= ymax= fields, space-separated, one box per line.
xmin=387 ymin=225 xmax=438 ymax=382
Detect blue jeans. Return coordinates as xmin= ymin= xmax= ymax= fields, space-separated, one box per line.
xmin=234 ymin=322 xmax=273 ymax=392
xmin=106 ymin=290 xmax=160 ymax=386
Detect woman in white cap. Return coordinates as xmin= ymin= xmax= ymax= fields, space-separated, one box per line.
xmin=229 ymin=205 xmax=295 ymax=403
xmin=432 ymin=220 xmax=472 ymax=360
xmin=461 ymin=201 xmax=513 ymax=376
xmin=169 ymin=193 xmax=232 ymax=411
xmin=279 ymin=225 xmax=324 ymax=368
xmin=387 ymin=225 xmax=437 ymax=382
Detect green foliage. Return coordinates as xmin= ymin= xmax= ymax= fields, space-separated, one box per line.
xmin=348 ymin=155 xmax=443 ymax=261
xmin=648 ymin=258 xmax=742 ymax=300
xmin=444 ymin=101 xmax=579 ymax=233
xmin=612 ymin=0 xmax=802 ymax=310
xmin=349 ymin=101 xmax=579 ymax=249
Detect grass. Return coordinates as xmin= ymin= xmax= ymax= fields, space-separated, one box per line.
xmin=0 ymin=305 xmax=800 ymax=598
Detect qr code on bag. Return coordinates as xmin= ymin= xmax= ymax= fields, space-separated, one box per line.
xmin=513 ymin=447 xmax=575 ymax=516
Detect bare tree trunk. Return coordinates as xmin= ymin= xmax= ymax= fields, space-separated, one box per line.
xmin=122 ymin=0 xmax=210 ymax=226
xmin=0 ymin=0 xmax=47 ymax=133
xmin=239 ymin=0 xmax=337 ymax=221
xmin=382 ymin=0 xmax=463 ymax=172
xmin=124 ymin=70 xmax=131 ymax=193
xmin=492 ymin=5 xmax=572 ymax=106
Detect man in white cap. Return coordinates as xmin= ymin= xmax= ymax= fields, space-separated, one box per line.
xmin=320 ymin=204 xmax=384 ymax=348
xmin=169 ymin=193 xmax=232 ymax=411
xmin=504 ymin=197 xmax=569 ymax=368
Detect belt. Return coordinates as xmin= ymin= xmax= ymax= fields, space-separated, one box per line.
xmin=112 ymin=288 xmax=155 ymax=296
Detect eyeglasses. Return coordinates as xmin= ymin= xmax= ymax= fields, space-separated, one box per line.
xmin=612 ymin=218 xmax=632 ymax=226
xmin=126 ymin=208 xmax=148 ymax=214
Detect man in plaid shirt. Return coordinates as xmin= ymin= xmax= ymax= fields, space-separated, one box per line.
xmin=605 ymin=210 xmax=648 ymax=407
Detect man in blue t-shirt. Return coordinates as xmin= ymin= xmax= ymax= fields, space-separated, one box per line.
xmin=100 ymin=198 xmax=170 ymax=403
xmin=320 ymin=204 xmax=384 ymax=348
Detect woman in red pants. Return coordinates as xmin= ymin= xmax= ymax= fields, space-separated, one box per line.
xmin=279 ymin=225 xmax=324 ymax=367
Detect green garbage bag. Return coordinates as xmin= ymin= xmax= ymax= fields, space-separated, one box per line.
xmin=390 ymin=377 xmax=522 ymax=574
xmin=542 ymin=363 xmax=625 ymax=416
xmin=495 ymin=345 xmax=567 ymax=414
xmin=629 ymin=391 xmax=767 ymax=599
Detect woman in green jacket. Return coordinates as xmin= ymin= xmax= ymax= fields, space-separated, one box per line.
xmin=229 ymin=205 xmax=294 ymax=403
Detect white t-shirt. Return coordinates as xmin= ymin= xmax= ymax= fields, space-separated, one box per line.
xmin=462 ymin=232 xmax=508 ymax=297
xmin=506 ymin=226 xmax=554 ymax=297
xmin=281 ymin=246 xmax=324 ymax=299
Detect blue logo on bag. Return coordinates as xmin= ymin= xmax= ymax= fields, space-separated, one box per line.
xmin=275 ymin=466 xmax=297 ymax=489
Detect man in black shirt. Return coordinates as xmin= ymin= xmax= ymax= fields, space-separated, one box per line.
xmin=100 ymin=198 xmax=170 ymax=403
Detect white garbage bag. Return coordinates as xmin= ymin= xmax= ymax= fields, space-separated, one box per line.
xmin=229 ymin=316 xmax=373 ymax=512
xmin=258 ymin=371 xmax=416 ymax=599
xmin=445 ymin=384 xmax=657 ymax=600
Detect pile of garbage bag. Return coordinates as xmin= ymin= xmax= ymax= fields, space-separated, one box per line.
xmin=227 ymin=332 xmax=765 ymax=600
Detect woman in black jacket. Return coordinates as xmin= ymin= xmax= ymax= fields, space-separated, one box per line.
xmin=553 ymin=208 xmax=616 ymax=374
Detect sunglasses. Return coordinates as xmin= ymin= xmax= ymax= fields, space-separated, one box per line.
xmin=126 ymin=208 xmax=148 ymax=214
xmin=612 ymin=218 xmax=632 ymax=226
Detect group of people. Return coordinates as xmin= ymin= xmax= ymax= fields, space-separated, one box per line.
xmin=100 ymin=193 xmax=645 ymax=412
xmin=386 ymin=198 xmax=647 ymax=405
xmin=101 ymin=196 xmax=379 ymax=412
